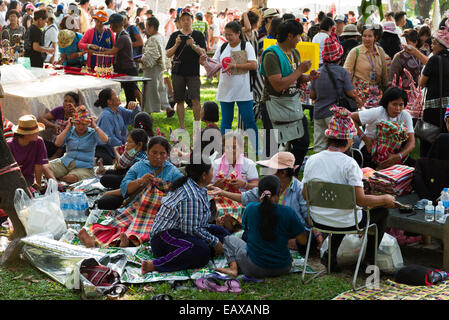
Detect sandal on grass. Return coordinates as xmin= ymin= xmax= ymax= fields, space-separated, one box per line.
xmin=195 ymin=278 xmax=228 ymax=293
xmin=225 ymin=279 xmax=242 ymax=294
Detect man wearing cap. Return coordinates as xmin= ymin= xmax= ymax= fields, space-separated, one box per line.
xmin=98 ymin=13 xmax=140 ymax=105
xmin=78 ymin=10 xmax=115 ymax=69
xmin=340 ymin=24 xmax=360 ymax=64
xmin=24 ymin=8 xmax=55 ymax=68
xmin=302 ymin=106 xmax=396 ymax=272
xmin=209 ymin=151 xmax=325 ymax=254
xmin=334 ymin=14 xmax=347 ymax=43
xmin=192 ymin=11 xmax=208 ymax=40
xmin=165 ymin=7 xmax=207 ymax=129
xmin=7 ymin=115 xmax=57 ymax=190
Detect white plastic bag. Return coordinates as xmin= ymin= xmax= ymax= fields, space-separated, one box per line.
xmin=14 ymin=179 xmax=67 ymax=240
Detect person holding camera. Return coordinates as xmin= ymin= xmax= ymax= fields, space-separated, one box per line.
xmin=165 ymin=7 xmax=207 ymax=130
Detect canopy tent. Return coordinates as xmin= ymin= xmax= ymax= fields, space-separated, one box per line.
xmin=266 ymin=0 xmax=360 ymax=16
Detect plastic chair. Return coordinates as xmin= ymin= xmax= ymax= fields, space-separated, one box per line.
xmin=301 ymin=181 xmax=378 ymax=291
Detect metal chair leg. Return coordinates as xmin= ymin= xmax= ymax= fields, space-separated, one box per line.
xmin=353 ymin=229 xmax=369 ymax=291
xmin=301 ymin=231 xmax=313 ymax=283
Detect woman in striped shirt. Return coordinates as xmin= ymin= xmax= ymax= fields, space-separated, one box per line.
xmin=142 ymin=160 xmax=230 ymax=274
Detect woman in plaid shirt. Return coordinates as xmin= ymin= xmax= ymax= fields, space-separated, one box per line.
xmin=142 ymin=160 xmax=230 ymax=274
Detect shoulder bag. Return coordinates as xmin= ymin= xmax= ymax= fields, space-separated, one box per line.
xmin=414 ymin=55 xmax=444 ymax=144
xmin=325 ymin=64 xmax=357 ymax=112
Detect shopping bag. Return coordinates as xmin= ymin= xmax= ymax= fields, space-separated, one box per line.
xmin=14 ymin=179 xmax=67 ymax=240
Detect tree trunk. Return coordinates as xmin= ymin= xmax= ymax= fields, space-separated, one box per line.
xmin=0 ymin=104 xmax=30 ymax=266
xmin=418 ymin=0 xmax=434 ymax=18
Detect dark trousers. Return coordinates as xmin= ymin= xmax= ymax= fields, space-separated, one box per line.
xmin=100 ymin=168 xmax=128 ymax=189
xmin=150 ymin=226 xmax=230 ymax=273
xmin=97 ymin=194 xmax=124 ymax=210
xmin=260 ymin=102 xmax=310 ymax=176
xmin=420 ymin=107 xmax=449 ymax=157
xmin=120 ymin=67 xmax=139 ymax=106
xmin=314 ymin=207 xmax=389 ymax=266
xmin=95 ymin=145 xmax=114 ymax=165
xmin=428 ymin=133 xmax=449 ymax=162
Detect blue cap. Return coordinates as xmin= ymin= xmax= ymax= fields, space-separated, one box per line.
xmin=57 ymin=4 xmax=64 ymax=11
xmin=104 ymin=13 xmax=124 ymax=25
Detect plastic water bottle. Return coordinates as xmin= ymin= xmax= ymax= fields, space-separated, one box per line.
xmin=435 ymin=201 xmax=445 ymax=223
xmin=60 ymin=192 xmax=68 ymax=219
xmin=441 ymin=188 xmax=449 ymax=215
xmin=425 ymin=201 xmax=435 ymax=222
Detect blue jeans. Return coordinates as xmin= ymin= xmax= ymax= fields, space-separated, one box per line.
xmin=220 ymin=100 xmax=259 ymax=152
xmin=150 ymin=225 xmax=230 ymax=272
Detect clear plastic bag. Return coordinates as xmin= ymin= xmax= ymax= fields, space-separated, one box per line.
xmin=14 ymin=179 xmax=67 ymax=240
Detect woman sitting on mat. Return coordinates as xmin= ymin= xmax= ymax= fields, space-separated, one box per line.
xmin=95 ymin=88 xmax=142 ymax=165
xmin=214 ymin=175 xmax=307 ymax=279
xmin=38 ymin=91 xmax=79 ymax=159
xmin=209 ymin=151 xmax=324 ymax=254
xmin=141 ymin=158 xmax=230 ymax=274
xmin=49 ymin=106 xmax=108 ymax=184
xmin=302 ymin=105 xmax=397 ymax=273
xmin=98 ymin=128 xmax=149 ymax=190
xmin=96 ymin=136 xmax=182 ymax=210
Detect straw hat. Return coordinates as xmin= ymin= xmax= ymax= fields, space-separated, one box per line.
xmin=340 ymin=24 xmax=360 ymax=37
xmin=263 ymin=8 xmax=279 ymax=19
xmin=12 ymin=115 xmax=45 ymax=135
xmin=256 ymin=152 xmax=299 ymax=170
xmin=58 ymin=29 xmax=75 ymax=48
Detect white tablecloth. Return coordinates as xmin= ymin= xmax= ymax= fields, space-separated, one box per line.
xmin=0 ymin=65 xmax=121 ymax=123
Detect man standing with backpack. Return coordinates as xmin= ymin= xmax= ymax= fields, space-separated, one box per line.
xmin=24 ymin=8 xmax=55 ymax=67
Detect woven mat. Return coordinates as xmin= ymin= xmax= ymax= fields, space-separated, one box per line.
xmin=63 ymin=210 xmax=316 ymax=284
xmin=333 ymin=280 xmax=449 ymax=300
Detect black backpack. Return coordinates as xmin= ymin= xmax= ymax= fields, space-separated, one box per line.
xmin=23 ymin=27 xmax=32 ymax=53
xmin=219 ymin=41 xmax=256 ymax=92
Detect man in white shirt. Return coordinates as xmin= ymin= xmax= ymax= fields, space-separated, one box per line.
xmin=44 ymin=13 xmax=59 ymax=64
xmin=312 ymin=17 xmax=335 ymax=67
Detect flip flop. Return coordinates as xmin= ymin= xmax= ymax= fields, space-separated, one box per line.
xmin=238 ymin=275 xmax=264 ymax=283
xmin=195 ymin=278 xmax=228 ymax=293
xmin=225 ymin=279 xmax=242 ymax=294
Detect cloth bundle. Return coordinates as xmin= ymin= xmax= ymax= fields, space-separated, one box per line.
xmin=368 ymin=165 xmax=415 ymax=196
xmin=392 ymin=69 xmax=423 ymax=119
xmin=371 ymin=120 xmax=409 ymax=164
xmin=354 ymin=79 xmax=382 ymax=109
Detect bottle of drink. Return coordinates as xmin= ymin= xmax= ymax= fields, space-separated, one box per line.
xmin=435 ymin=201 xmax=445 ymax=223
xmin=425 ymin=201 xmax=435 ymax=222
xmin=441 ymin=188 xmax=449 ymax=215
xmin=428 ymin=270 xmax=448 ymax=284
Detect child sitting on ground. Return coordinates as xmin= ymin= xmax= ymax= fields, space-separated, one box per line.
xmin=215 ymin=175 xmax=307 ymax=279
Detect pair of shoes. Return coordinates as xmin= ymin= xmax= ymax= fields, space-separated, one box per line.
xmin=320 ymin=252 xmax=342 ymax=273
xmin=195 ymin=278 xmax=242 ymax=294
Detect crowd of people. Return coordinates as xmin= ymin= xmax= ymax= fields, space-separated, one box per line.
xmin=2 ymin=1 xmax=449 ymax=280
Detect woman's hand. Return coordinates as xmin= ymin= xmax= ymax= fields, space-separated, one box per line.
xmin=89 ymin=44 xmax=101 ymax=51
xmin=229 ymin=179 xmax=247 ymax=189
xmin=213 ymin=178 xmax=226 ymax=189
xmin=298 ymin=60 xmax=312 ymax=74
xmin=89 ymin=116 xmax=97 ymax=129
xmin=364 ymin=136 xmax=374 ymax=151
xmin=377 ymin=153 xmax=401 ymax=170
xmin=138 ymin=172 xmax=155 ymax=186
xmin=221 ymin=62 xmax=233 ymax=74
xmin=65 ymin=117 xmax=73 ymax=130
xmin=127 ymin=101 xmax=139 ymax=110
xmin=207 ymin=185 xmax=223 ymax=197
xmin=309 ymin=69 xmax=320 ymax=80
